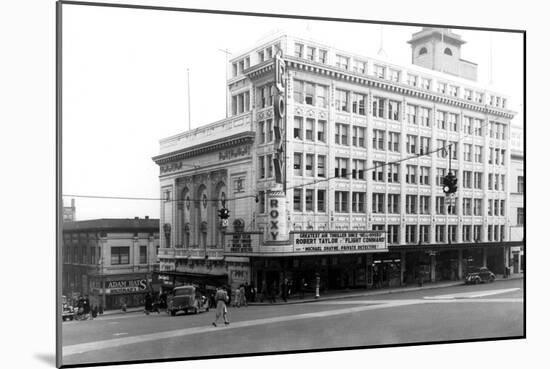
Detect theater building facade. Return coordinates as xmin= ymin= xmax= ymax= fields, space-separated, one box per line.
xmin=153 ymin=29 xmax=521 ymax=292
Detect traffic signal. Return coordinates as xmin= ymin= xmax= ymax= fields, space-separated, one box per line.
xmin=442 ymin=173 xmax=458 ymax=194
xmin=218 ymin=208 xmax=230 ymax=220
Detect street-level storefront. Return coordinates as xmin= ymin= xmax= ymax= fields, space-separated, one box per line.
xmin=90 ymin=273 xmax=152 ymax=310
xmin=155 ymin=270 xmax=227 ymax=296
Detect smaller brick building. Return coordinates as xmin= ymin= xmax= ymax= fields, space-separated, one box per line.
xmin=62 ymin=217 xmax=160 ymax=310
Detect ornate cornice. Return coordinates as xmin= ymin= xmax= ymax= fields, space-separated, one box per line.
xmin=286 ymin=56 xmax=515 ymax=119
xmin=152 ymin=131 xmax=255 ymax=165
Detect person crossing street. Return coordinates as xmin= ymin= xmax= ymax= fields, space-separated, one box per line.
xmin=212 ymin=287 xmax=230 ymax=327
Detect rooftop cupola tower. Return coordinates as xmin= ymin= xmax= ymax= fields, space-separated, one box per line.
xmin=407 ymin=27 xmax=478 ymax=81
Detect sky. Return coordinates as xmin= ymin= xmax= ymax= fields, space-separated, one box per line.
xmin=61 ymin=4 xmax=524 ymax=221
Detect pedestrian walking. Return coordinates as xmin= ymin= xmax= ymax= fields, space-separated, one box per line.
xmin=212 ymin=287 xmax=230 ymax=326
xmin=281 ymin=278 xmax=288 ymax=302
xmin=260 ymin=280 xmax=267 ymax=303
xmin=270 ymin=280 xmax=277 ymax=303
xmin=83 ymin=295 xmax=90 ymax=318
xmin=244 ymin=282 xmax=251 ymax=302
xmin=249 ymin=282 xmax=256 ymax=302
xmin=239 ymin=284 xmax=247 ymax=307
xmin=234 ymin=287 xmax=241 ymax=307
xmin=144 ymin=292 xmax=153 ymax=315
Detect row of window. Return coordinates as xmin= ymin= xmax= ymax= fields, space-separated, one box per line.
xmin=295 ymin=43 xmax=328 ymax=64
xmin=63 ymin=246 xmax=150 ymax=265
xmin=372 ymin=224 xmax=506 ymax=244
xmin=231 ymin=91 xmax=250 ymax=115
xmin=293 ymin=116 xmax=327 ymax=142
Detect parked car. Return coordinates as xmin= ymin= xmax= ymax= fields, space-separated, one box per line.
xmin=62 ymin=303 xmax=75 ymax=321
xmin=168 ymin=285 xmax=210 ymax=316
xmin=465 ymin=267 xmax=496 ymax=284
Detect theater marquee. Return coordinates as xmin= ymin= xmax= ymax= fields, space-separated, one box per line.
xmin=292 ymin=231 xmax=387 ymax=253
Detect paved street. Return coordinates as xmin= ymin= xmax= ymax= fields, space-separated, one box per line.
xmin=62 ymin=279 xmax=523 ymax=366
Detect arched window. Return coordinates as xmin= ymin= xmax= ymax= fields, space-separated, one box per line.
xmin=418 ymin=47 xmax=428 ymax=56
xmin=444 ymin=47 xmax=453 ymax=56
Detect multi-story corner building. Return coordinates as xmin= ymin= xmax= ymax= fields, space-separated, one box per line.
xmin=153 ymin=28 xmax=521 ymax=292
xmin=62 ymin=217 xmax=160 ymax=309
xmin=508 ymin=125 xmax=524 ymax=273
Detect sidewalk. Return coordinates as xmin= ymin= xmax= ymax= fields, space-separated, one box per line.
xmin=247 ymin=274 xmax=524 ymax=306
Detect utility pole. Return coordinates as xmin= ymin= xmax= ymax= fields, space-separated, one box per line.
xmin=219 ymin=48 xmax=232 ymax=118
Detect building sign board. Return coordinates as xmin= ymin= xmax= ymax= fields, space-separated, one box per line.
xmin=105 ymin=279 xmax=148 ymax=294
xmin=292 ymin=231 xmax=387 ymax=253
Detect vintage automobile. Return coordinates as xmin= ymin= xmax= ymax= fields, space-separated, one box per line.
xmin=465 ymin=267 xmax=496 ymax=285
xmin=168 ymin=285 xmax=210 ymax=316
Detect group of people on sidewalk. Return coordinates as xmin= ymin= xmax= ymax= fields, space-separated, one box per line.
xmin=259 ymin=278 xmax=308 ymax=303
xmin=74 ymin=295 xmax=103 ymax=320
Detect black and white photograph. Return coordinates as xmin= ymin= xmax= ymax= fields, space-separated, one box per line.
xmin=8 ymin=1 xmax=546 ymax=369
xmin=56 ymin=1 xmax=527 ymax=367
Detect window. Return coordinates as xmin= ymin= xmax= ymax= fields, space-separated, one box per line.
xmin=462 ymin=225 xmax=472 ymax=242
xmin=335 ymin=157 xmax=348 ymax=178
xmin=318 ymin=49 xmax=327 ymax=64
xmin=421 ymin=78 xmax=431 ymax=90
xmin=517 ymin=208 xmax=524 ymax=225
xmin=387 ymin=163 xmax=399 ymax=183
xmin=436 ymin=140 xmax=447 ymax=158
xmin=517 ymin=176 xmax=524 ymax=193
xmin=294 ymin=80 xmax=304 ymax=104
xmin=419 ymin=47 xmax=428 ymax=55
xmin=474 ymin=172 xmax=482 ymax=189
xmin=317 ymin=120 xmax=326 ymax=142
xmin=463 ymin=198 xmax=472 ymax=215
xmin=488 ymin=148 xmax=494 ymax=164
xmin=293 ymin=188 xmax=302 ymax=211
xmin=406 ymin=225 xmax=417 ymax=244
xmin=420 ymin=167 xmax=430 ymax=185
xmin=372 ymin=193 xmax=385 ymax=213
xmin=317 ymin=155 xmax=326 ymax=177
xmin=488 ymin=199 xmax=493 ymax=216
xmin=388 ymin=225 xmax=399 ymax=244
xmin=388 ymin=100 xmax=400 ymax=121
xmin=464 ymin=89 xmax=473 ymax=100
xmin=463 ymin=116 xmax=472 ymax=135
xmin=294 ymin=153 xmax=302 ymax=176
xmin=353 ymin=60 xmax=367 ymax=74
xmin=500 ymin=175 xmax=506 ymax=192
xmin=449 ymin=85 xmax=458 ymax=97
xmin=388 ymin=132 xmax=400 ymax=152
xmin=407 ymin=104 xmax=417 ymax=124
xmin=259 ymin=156 xmax=265 ymax=179
xmin=406 ymin=135 xmax=417 ymax=154
xmin=335 ymin=89 xmax=349 ymax=112
xmin=406 ymin=165 xmax=417 ymax=184
xmin=336 ymin=55 xmax=349 ymax=70
xmin=164 ymin=190 xmax=171 ymax=202
xmin=305 ymin=118 xmax=314 ymax=141
xmin=351 ymin=126 xmax=365 ymax=148
xmin=306 ymin=46 xmax=315 ymax=61
xmin=437 ymin=82 xmax=447 ymax=94
xmin=449 ymin=141 xmax=457 ymax=160
xmin=373 ymin=96 xmax=386 ymax=118
xmin=372 ymin=161 xmax=384 ymax=182
xmin=295 ymin=43 xmax=304 ymax=58
xmin=352 ymin=192 xmax=366 ymax=213
xmin=407 ymin=74 xmax=418 ymax=87
xmin=111 ymin=247 xmax=129 ymax=265
xmin=463 ymin=144 xmax=472 ymax=162
xmin=232 ymin=62 xmax=238 ymax=77
xmin=267 ymin=154 xmax=273 ymax=178
xmin=473 ymin=225 xmax=482 ymax=241
xmin=293 ymin=189 xmax=302 ymax=211
xmin=436 ymin=225 xmax=446 ymax=242
xmin=231 ymin=91 xmax=250 ymax=115
xmin=419 ymin=107 xmax=431 ymax=127
xmin=335 ymin=191 xmax=349 ymax=212
xmin=316 ymin=85 xmax=328 ymax=108
xmin=487 ymin=224 xmax=493 ymax=241
xmin=448 ymin=225 xmax=457 ymax=242
xmin=436 ymin=168 xmax=446 ymax=186
xmin=389 ymin=69 xmax=400 ymax=82
xmin=266 ymin=119 xmax=273 ymax=142
xmin=352 ymin=159 xmax=366 ymax=180
xmin=266 ymin=47 xmax=273 ymax=59
xmin=406 ymin=195 xmax=417 ymax=214
xmin=139 ymin=245 xmax=147 ymax=264
xmin=419 ymin=137 xmax=430 ymax=155
xmin=352 ymin=93 xmax=366 ymax=115
xmin=305 ymin=154 xmax=314 ymax=177
xmin=448 ymin=113 xmax=458 ymax=131
xmin=305 ymin=189 xmax=314 ymax=211
xmin=419 ymin=225 xmax=430 ymax=243
xmin=387 ymin=194 xmax=400 ymax=214
xmin=294 ymin=116 xmax=303 ymax=139
xmin=304 ymin=82 xmax=315 ymax=105
xmin=474 ymin=145 xmax=482 ymax=163
xmin=335 ymin=123 xmax=349 ymax=146
xmin=374 ymin=64 xmax=385 ymax=78
xmin=258 ymin=121 xmax=265 ymax=144
xmin=258 ymin=191 xmax=266 ymax=213
xmin=436 ymin=196 xmax=445 ymax=215
xmin=419 ymin=196 xmax=430 ymax=214
xmin=444 ymin=47 xmax=453 ymax=56
xmin=473 ymin=119 xmax=482 ymax=136
xmin=317 ymin=190 xmax=326 ymax=212
xmin=500 ymin=200 xmax=505 ymax=216
xmin=488 ymin=173 xmax=494 ymax=190
xmin=436 ymin=111 xmax=446 ymax=130
xmin=373 ymin=129 xmax=385 ymax=150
